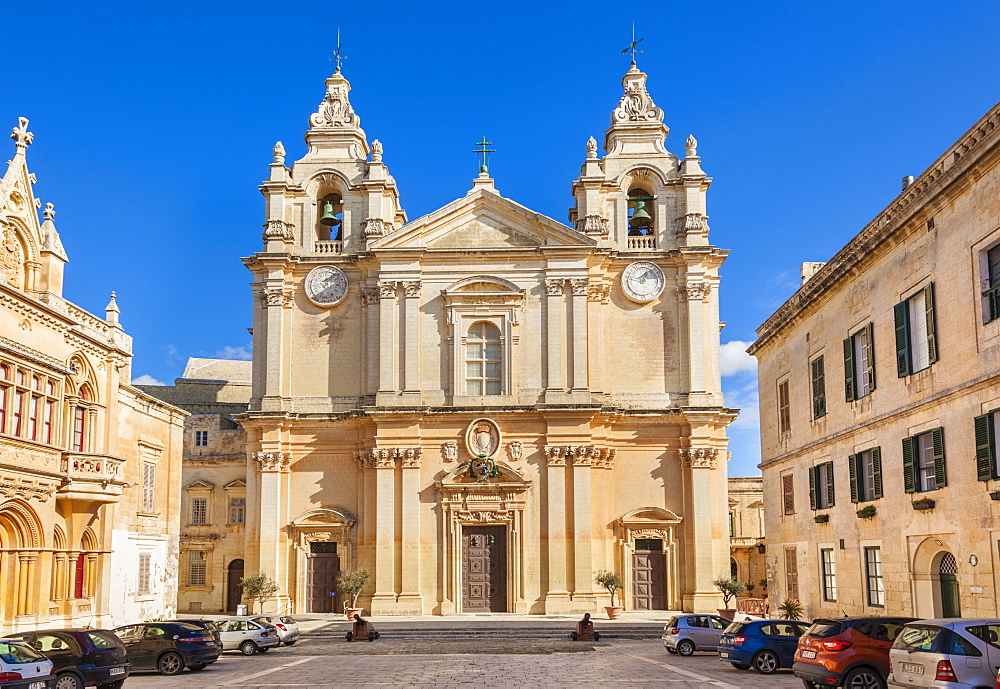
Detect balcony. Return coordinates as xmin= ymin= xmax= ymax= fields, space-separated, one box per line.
xmin=57 ymin=453 xmax=126 ymax=504
xmin=313 ymin=240 xmax=343 ymax=254
xmin=729 ymin=537 xmax=760 ymax=548
xmin=627 ymin=235 xmax=656 ymax=250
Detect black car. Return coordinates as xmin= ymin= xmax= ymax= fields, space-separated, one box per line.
xmin=166 ymin=620 xmax=223 ymax=651
xmin=112 ymin=622 xmax=219 ymax=676
xmin=4 ymin=629 xmax=127 ymax=689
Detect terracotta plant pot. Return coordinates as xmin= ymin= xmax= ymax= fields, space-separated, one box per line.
xmin=717 ymin=608 xmax=736 ymax=620
xmin=345 ymin=607 xmax=363 ymax=620
xmin=605 ymin=606 xmax=624 ymax=620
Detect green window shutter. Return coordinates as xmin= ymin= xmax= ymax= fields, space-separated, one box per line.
xmin=843 ymin=337 xmax=855 ymax=402
xmin=849 ymin=453 xmax=859 ymax=503
xmin=812 ymin=357 xmax=826 ymax=419
xmin=866 ymin=322 xmax=876 ymax=391
xmin=872 ymin=447 xmax=883 ymax=499
xmin=924 ymin=283 xmax=938 ymax=364
xmin=894 ymin=301 xmax=911 ymax=377
xmin=932 ymin=427 xmax=947 ymax=489
xmin=809 ymin=466 xmax=817 ymax=510
xmin=902 ymin=436 xmax=916 ymax=493
xmin=975 ymin=413 xmax=996 ymax=481
xmin=825 ymin=461 xmax=835 ymax=507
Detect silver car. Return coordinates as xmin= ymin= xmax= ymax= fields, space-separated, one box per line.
xmin=217 ymin=616 xmax=281 ymax=655
xmin=888 ymin=618 xmax=1000 ymax=687
xmin=662 ymin=614 xmax=731 ymax=656
xmin=252 ymin=616 xmax=300 ymax=646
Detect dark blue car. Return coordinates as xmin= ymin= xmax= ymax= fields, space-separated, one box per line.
xmin=718 ymin=619 xmax=811 ymax=674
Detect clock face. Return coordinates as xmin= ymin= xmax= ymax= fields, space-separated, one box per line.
xmin=304 ymin=265 xmax=348 ymax=307
xmin=621 ymin=261 xmax=665 ymax=303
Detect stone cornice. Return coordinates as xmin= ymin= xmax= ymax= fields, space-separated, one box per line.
xmin=751 ymin=102 xmax=1000 ymax=354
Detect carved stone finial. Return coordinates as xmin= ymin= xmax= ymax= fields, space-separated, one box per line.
xmin=309 ymin=73 xmax=359 ymax=129
xmin=42 ymin=203 xmax=55 ymax=221
xmin=105 ymin=291 xmax=120 ymax=325
xmin=371 ymin=139 xmax=383 ymax=163
xmin=585 ymin=136 xmax=598 ymax=159
xmin=11 ymin=117 xmax=33 ymax=153
xmin=685 ymin=135 xmax=697 ymax=157
xmin=272 ymin=141 xmax=286 ymax=164
xmin=612 ymin=68 xmax=663 ymax=124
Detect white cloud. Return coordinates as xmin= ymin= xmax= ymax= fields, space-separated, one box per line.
xmin=214 ymin=345 xmax=252 ymax=361
xmin=132 ymin=374 xmax=165 ymax=386
xmin=723 ymin=378 xmax=762 ymax=475
xmin=720 ymin=340 xmax=757 ymax=377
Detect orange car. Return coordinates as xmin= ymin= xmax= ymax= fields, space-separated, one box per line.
xmin=793 ymin=617 xmax=917 ymax=689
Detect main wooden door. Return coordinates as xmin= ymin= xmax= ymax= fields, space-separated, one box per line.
xmin=462 ymin=525 xmax=507 ymax=612
xmin=632 ymin=539 xmax=667 ymax=610
xmin=306 ymin=542 xmax=340 ymax=613
xmin=226 ymin=559 xmax=244 ymax=612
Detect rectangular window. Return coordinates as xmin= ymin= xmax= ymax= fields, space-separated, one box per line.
xmin=811 ymin=356 xmax=826 ymax=419
xmin=782 ymin=474 xmax=795 ymax=515
xmin=976 ymin=410 xmax=1000 ymax=481
xmin=72 ymin=407 xmax=85 ymax=451
xmin=777 ymin=380 xmax=791 ymax=434
xmin=844 ymin=323 xmax=876 ymax=400
xmin=137 ymin=553 xmax=151 ymax=595
xmin=895 ymin=284 xmax=937 ymax=376
xmin=729 ymin=512 xmax=735 ymax=538
xmin=821 ymin=548 xmax=837 ymax=602
xmin=809 ymin=461 xmax=835 ymax=510
xmin=0 ymin=385 xmax=7 ymax=433
xmin=851 ymin=448 xmax=883 ymax=502
xmin=984 ymin=244 xmax=1000 ymax=323
xmin=13 ymin=390 xmax=24 ymax=436
xmin=188 ymin=550 xmax=207 ymax=587
xmin=865 ymin=546 xmax=885 ymax=607
xmin=903 ymin=428 xmax=946 ymax=493
xmin=27 ymin=395 xmax=39 ymax=440
xmin=142 ymin=462 xmax=156 ymax=513
xmin=229 ymin=497 xmax=246 ymax=524
xmin=43 ymin=400 xmax=54 ymax=444
xmin=194 ymin=430 xmax=208 ymax=447
xmin=784 ymin=547 xmax=799 ymax=601
xmin=190 ymin=497 xmax=208 ymax=525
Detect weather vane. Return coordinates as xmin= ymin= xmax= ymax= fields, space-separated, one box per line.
xmin=472 ymin=136 xmax=495 ymax=174
xmin=622 ymin=22 xmax=644 ymax=65
xmin=329 ymin=29 xmax=347 ymax=73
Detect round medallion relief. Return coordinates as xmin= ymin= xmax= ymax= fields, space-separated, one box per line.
xmin=465 ymin=418 xmax=501 ymax=458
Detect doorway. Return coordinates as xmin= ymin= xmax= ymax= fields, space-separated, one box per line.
xmin=632 ymin=538 xmax=667 ymax=610
xmin=462 ymin=525 xmax=507 ymax=612
xmin=226 ymin=559 xmax=244 ymax=612
xmin=938 ymin=552 xmax=961 ymax=618
xmin=306 ymin=542 xmax=340 ymax=613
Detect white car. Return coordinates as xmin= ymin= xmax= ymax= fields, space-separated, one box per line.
xmin=0 ymin=639 xmax=55 ymax=688
xmin=216 ymin=617 xmax=281 ymax=655
xmin=252 ymin=616 xmax=300 ymax=646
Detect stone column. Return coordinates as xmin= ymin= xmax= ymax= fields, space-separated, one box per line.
xmin=377 ymin=282 xmax=397 ymax=397
xmin=680 ymin=447 xmax=722 ymax=612
xmin=370 ymin=448 xmax=397 ymax=614
xmin=545 ymin=279 xmax=565 ymax=394
xmin=52 ymin=553 xmax=66 ymax=601
xmin=85 ymin=554 xmax=98 ymax=597
xmin=66 ymin=551 xmax=80 ymax=599
xmin=252 ymin=451 xmax=290 ymax=611
xmin=261 ymin=286 xmax=291 ymax=405
xmin=402 ymin=281 xmax=421 ymax=397
xmin=570 ymin=279 xmax=589 ymax=392
xmin=587 ymin=284 xmax=610 ymax=393
xmin=543 ymin=446 xmax=571 ymax=612
xmin=397 ymin=447 xmax=423 ymax=613
xmin=17 ymin=554 xmax=32 ymax=614
xmin=570 ymin=447 xmax=597 ymax=608
xmin=677 ymin=280 xmax=712 ymax=403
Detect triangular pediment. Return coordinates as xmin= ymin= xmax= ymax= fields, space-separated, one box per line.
xmin=370 ymin=188 xmax=595 ymax=251
xmin=185 ymin=479 xmax=216 ymax=490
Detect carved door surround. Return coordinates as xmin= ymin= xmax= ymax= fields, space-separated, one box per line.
xmin=437 ymin=462 xmax=530 ymax=614
xmin=617 ymin=506 xmax=682 ymax=611
xmin=290 ymin=508 xmax=357 ymax=614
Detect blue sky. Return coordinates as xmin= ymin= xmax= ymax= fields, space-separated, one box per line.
xmin=4 ymin=1 xmax=999 ymax=476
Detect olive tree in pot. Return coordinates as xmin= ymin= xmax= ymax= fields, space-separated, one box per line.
xmin=239 ymin=572 xmax=279 ymax=614
xmin=335 ymin=569 xmax=371 ymax=620
xmin=712 ymin=577 xmax=746 ymax=619
xmin=594 ymin=570 xmax=624 ymax=619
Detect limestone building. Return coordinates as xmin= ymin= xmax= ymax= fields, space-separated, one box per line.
xmin=750 ymin=102 xmax=1000 ymax=619
xmin=0 ymin=119 xmax=186 ymax=633
xmin=240 ymin=63 xmax=736 ymax=615
xmin=727 ymin=476 xmax=765 ymax=592
xmin=138 ymin=357 xmax=252 ymax=613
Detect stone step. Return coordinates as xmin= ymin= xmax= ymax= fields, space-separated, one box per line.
xmin=303 ymin=624 xmax=664 ymax=640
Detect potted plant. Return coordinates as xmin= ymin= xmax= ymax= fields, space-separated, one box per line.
xmin=912 ymin=497 xmax=936 ymax=511
xmin=744 ymin=581 xmax=756 ymax=597
xmin=238 ymin=571 xmax=279 ymax=614
xmin=758 ymin=578 xmax=769 ymax=600
xmin=856 ymin=505 xmax=877 ymax=520
xmin=778 ymin=598 xmax=804 ymax=620
xmin=594 ymin=570 xmax=624 ymax=619
xmin=712 ymin=577 xmax=746 ymax=619
xmin=335 ymin=568 xmax=371 ymax=620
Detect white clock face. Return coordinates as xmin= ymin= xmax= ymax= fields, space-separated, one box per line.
xmin=304 ymin=265 xmax=348 ymax=307
xmin=621 ymin=261 xmax=665 ymax=303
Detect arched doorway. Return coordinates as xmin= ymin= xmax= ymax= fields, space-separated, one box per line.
xmin=912 ymin=538 xmax=962 ymax=619
xmin=226 ymin=559 xmax=244 ymax=612
xmin=938 ymin=552 xmax=961 ymax=618
xmin=731 ymin=558 xmax=739 ymax=580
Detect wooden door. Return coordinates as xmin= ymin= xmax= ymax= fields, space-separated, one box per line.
xmin=306 ymin=543 xmax=340 ymax=613
xmin=226 ymin=559 xmax=244 ymax=612
xmin=462 ymin=525 xmax=506 ymax=612
xmin=632 ymin=539 xmax=666 ymax=610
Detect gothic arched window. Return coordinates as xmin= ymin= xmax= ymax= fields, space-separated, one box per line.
xmin=627 ymin=187 xmax=654 ymax=236
xmin=465 ymin=322 xmax=502 ymax=396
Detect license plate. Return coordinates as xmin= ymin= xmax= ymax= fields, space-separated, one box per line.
xmin=801 ymin=650 xmax=816 ymax=659
xmin=109 ymin=667 xmax=126 ymax=675
xmin=30 ymin=682 xmax=45 ymax=689
xmin=901 ymin=662 xmax=924 ymax=675
xmin=720 ymin=652 xmax=729 ymax=658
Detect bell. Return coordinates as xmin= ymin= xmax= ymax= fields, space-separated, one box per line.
xmin=630 ymin=200 xmax=652 ymax=228
xmin=319 ymin=200 xmax=340 ymax=227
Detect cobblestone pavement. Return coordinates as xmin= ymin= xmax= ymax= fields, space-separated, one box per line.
xmin=131 ymin=639 xmax=806 ymax=688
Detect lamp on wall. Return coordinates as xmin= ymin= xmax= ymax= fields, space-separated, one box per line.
xmin=756 ymin=542 xmax=766 ymax=554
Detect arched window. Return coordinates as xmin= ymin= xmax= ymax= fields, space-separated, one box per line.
xmin=730 ymin=558 xmax=738 ymax=580
xmin=465 ymin=322 xmax=502 ymax=396
xmin=317 ymin=194 xmax=343 ymax=242
xmin=627 ymin=188 xmax=654 ymax=236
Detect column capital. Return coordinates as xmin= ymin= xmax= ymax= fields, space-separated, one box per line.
xmin=676 ymin=282 xmax=712 ymax=302
xmin=679 ymin=447 xmax=719 ymax=469
xmin=377 ymin=281 xmax=397 ymax=299
xmin=401 ymin=280 xmax=422 ymax=298
xmin=570 ymin=278 xmax=590 ymax=296
xmin=261 ymin=287 xmax=293 ymax=307
xmin=543 ymin=445 xmax=567 ymax=466
xmin=544 ymin=278 xmax=565 ymax=296
xmin=252 ymin=451 xmax=289 ymax=472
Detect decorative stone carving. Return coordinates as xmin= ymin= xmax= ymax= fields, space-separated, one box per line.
xmin=455 ymin=510 xmax=513 ymax=524
xmin=575 ymin=214 xmax=610 ymax=237
xmin=465 ymin=418 xmax=501 ymax=458
xmin=43 ymin=202 xmax=55 ymax=221
xmin=402 ymin=280 xmax=422 ymax=298
xmin=544 ymin=278 xmax=564 ymax=296
xmin=252 ymin=451 xmax=289 ymax=472
xmin=262 ymin=219 xmax=294 ymax=241
xmin=570 ymin=445 xmax=595 ymax=465
xmin=396 ymin=447 xmax=423 ymax=468
xmin=676 ymin=213 xmax=709 ymax=240
xmin=543 ymin=445 xmax=567 ymax=466
xmin=612 ymin=68 xmax=664 ymax=124
xmin=0 ymin=477 xmax=55 ymax=502
xmin=272 ymin=141 xmax=285 ymax=164
xmin=358 ymin=287 xmax=378 ymax=306
xmin=588 ymin=283 xmax=612 ymax=303
xmin=354 ymin=450 xmax=373 ymax=470
xmin=592 ymin=447 xmax=617 ymax=469
xmin=685 ymin=134 xmax=698 ymax=157
xmin=373 ymin=448 xmax=394 ymax=469
xmin=676 ymin=282 xmax=712 ymax=302
xmin=679 ymin=447 xmax=719 ymax=469
xmin=585 ymin=136 xmax=598 ymax=159
xmin=570 ymin=278 xmax=590 ymax=296
xmin=261 ymin=288 xmax=293 ymax=307
xmin=364 ymin=217 xmax=385 ymax=238
xmin=371 ymin=139 xmax=383 ymax=162
xmin=0 ymin=226 xmax=24 ymax=289
xmin=309 ymin=74 xmax=358 ymax=128
xmin=376 ymin=281 xmax=396 ymax=299
xmin=303 ymin=531 xmax=334 ymax=542
xmin=442 ymin=441 xmax=458 ymax=462
xmin=506 ymin=440 xmax=523 ymax=462
xmin=10 ymin=117 xmax=33 ymax=151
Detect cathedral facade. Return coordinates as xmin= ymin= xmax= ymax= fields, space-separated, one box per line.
xmin=240 ymin=64 xmax=735 ymax=615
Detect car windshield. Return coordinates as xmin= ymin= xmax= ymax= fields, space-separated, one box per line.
xmin=894 ymin=625 xmax=947 ymax=652
xmin=805 ymin=620 xmax=843 ymax=638
xmin=85 ymin=630 xmax=119 ymax=649
xmin=279 ymin=617 xmax=295 ymax=625
xmin=725 ymin=622 xmax=748 ymax=634
xmin=0 ymin=641 xmax=44 ymax=663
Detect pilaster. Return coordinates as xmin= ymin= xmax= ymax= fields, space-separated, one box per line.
xmin=679 ymin=446 xmax=723 ymax=612
xmin=376 ymin=282 xmax=397 ymax=401
xmin=570 ymin=279 xmax=589 ymax=392
xmin=396 ymin=447 xmax=423 ymax=613
xmin=570 ymin=446 xmax=597 ymax=608
xmin=252 ymin=451 xmax=291 ymax=612
xmin=544 ymin=279 xmax=565 ymax=399
xmin=401 ymin=281 xmax=421 ymax=400
xmin=370 ymin=448 xmax=397 ymax=614
xmin=542 ymin=445 xmax=571 ymax=611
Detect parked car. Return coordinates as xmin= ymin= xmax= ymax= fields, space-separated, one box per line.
xmin=3 ymin=629 xmax=128 ymax=689
xmin=251 ymin=617 xmax=299 ymax=646
xmin=793 ymin=616 xmax=916 ymax=689
xmin=718 ymin=619 xmax=811 ymax=674
xmin=216 ymin=618 xmax=280 ymax=655
xmin=113 ymin=622 xmax=220 ymax=675
xmin=888 ymin=619 xmax=1000 ymax=687
xmin=0 ymin=639 xmax=54 ymax=689
xmin=662 ymin=615 xmax=732 ymax=656
xmin=167 ymin=620 xmax=223 ymax=651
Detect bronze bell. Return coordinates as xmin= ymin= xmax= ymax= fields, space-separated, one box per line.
xmin=320 ymin=200 xmax=340 ymax=227
xmin=630 ymin=200 xmax=652 ymax=228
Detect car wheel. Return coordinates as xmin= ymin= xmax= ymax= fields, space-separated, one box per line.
xmin=55 ymin=674 xmax=83 ymax=689
xmin=731 ymin=662 xmax=751 ymax=670
xmin=157 ymin=651 xmax=184 ymax=676
xmin=843 ymin=667 xmax=885 ymax=689
xmin=666 ymin=647 xmax=678 ymax=654
xmin=239 ymin=640 xmax=258 ymax=656
xmin=677 ymin=639 xmax=695 ymax=656
xmin=752 ymin=649 xmax=779 ymax=674
xmin=345 ymin=632 xmax=353 ymax=642
xmin=189 ymin=664 xmax=207 ymax=672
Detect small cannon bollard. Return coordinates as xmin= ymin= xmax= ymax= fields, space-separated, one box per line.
xmin=570 ymin=612 xmax=600 ymax=641
xmin=345 ymin=613 xmax=379 ymax=642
